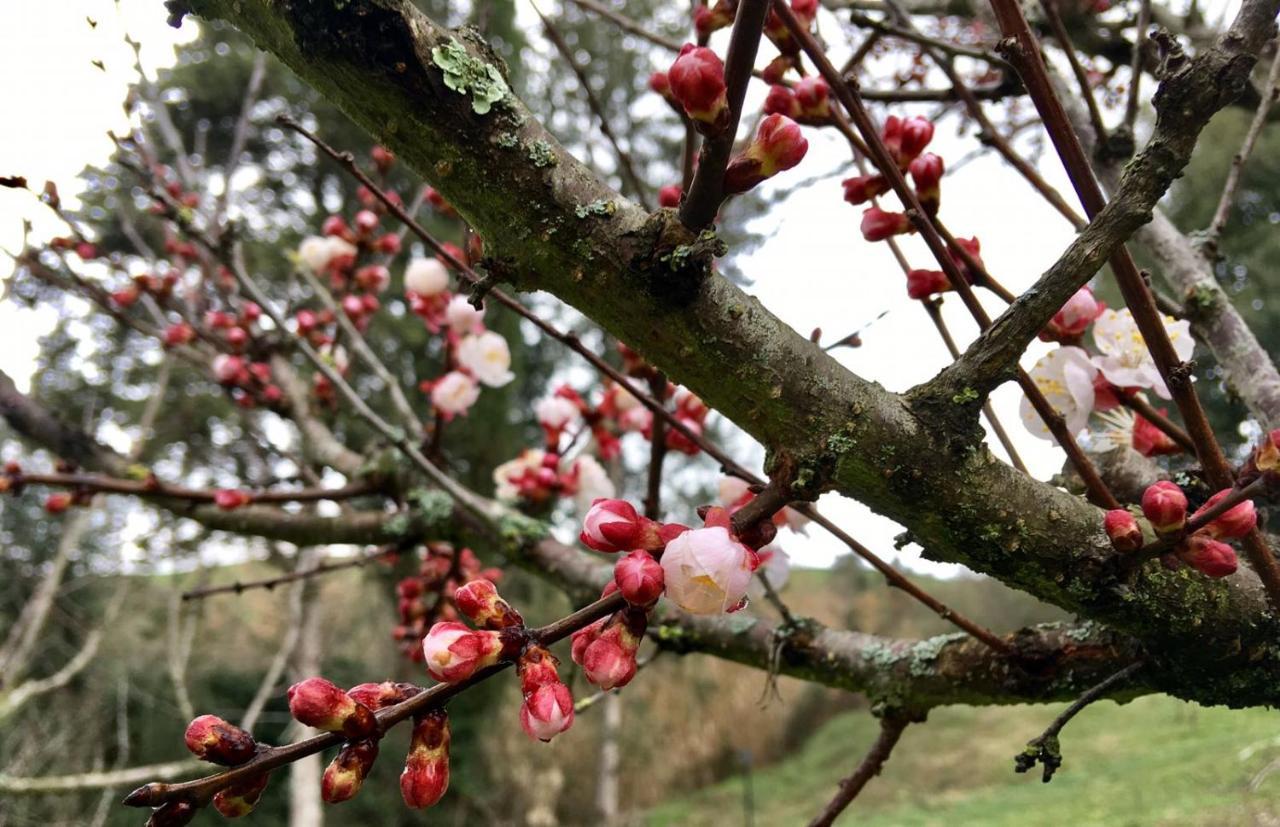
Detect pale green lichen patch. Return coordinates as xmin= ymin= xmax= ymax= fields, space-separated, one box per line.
xmin=526 ymin=139 xmax=558 ymax=168
xmin=431 ymin=38 xmax=508 ymax=115
xmin=575 ymin=199 xmax=617 ymax=219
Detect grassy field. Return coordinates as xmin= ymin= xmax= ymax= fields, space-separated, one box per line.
xmin=647 ymin=695 xmax=1280 ymax=826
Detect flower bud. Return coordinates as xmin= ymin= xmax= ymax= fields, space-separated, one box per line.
xmin=212 ymin=772 xmax=269 ymax=818
xmin=453 ymin=578 xmax=524 ymax=629
xmin=184 ymin=715 xmax=257 ymax=766
xmin=520 ymin=681 xmax=575 ymax=742
xmin=404 ymin=257 xmax=450 ymax=297
xmin=287 ymin=677 xmax=378 ymax=739
xmin=212 ymin=354 xmax=247 ymax=386
xmin=401 ymin=711 xmax=450 ymax=809
xmin=883 ymin=115 xmax=934 ymax=167
xmin=322 ymin=739 xmax=379 ymax=804
xmin=694 ymin=1 xmax=735 ymax=37
xmin=421 ymin=621 xmax=508 ymax=683
xmin=164 ymin=323 xmax=196 ymax=348
xmin=841 ymin=173 xmax=890 ymax=206
xmin=722 ymin=114 xmax=808 ymax=195
xmin=658 ymin=184 xmax=683 ymax=208
xmin=1141 ymin=481 xmax=1187 ymax=535
xmin=668 ymin=44 xmax=729 ymax=133
xmin=214 ymin=489 xmax=251 ymax=511
xmin=860 ymin=207 xmax=912 ymax=242
xmin=577 ymin=612 xmax=644 ymax=690
xmin=906 ymin=269 xmax=949 ymax=300
xmin=761 ymin=54 xmax=797 ymax=83
xmin=1103 ymin=509 xmax=1143 ymax=553
xmin=1040 ymin=286 xmax=1102 ymax=344
xmin=648 ymin=70 xmax=675 ymax=103
xmin=763 ymin=84 xmax=800 ymax=119
xmin=580 ymin=498 xmax=643 ymax=552
xmin=1192 ymin=489 xmax=1257 ymax=540
xmin=908 ymin=152 xmax=944 ymax=215
xmin=517 ymin=645 xmax=561 ymax=694
xmin=1132 ymin=413 xmax=1182 ymax=457
xmin=146 ymin=800 xmax=196 ymax=827
xmin=660 ymin=525 xmax=756 ymax=614
xmin=44 ymin=492 xmax=72 ymax=514
xmin=615 ymin=549 xmax=664 ymax=606
xmin=793 ymin=77 xmax=831 ymax=123
xmin=1178 ymin=533 xmax=1238 ymax=578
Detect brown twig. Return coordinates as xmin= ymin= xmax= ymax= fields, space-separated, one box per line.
xmin=180 ymin=545 xmax=402 ymax=602
xmin=1123 ymin=0 xmax=1152 ymax=133
xmin=1039 ymin=0 xmax=1109 ymax=146
xmin=808 ymin=711 xmax=915 ymax=827
xmin=643 ymin=372 xmax=669 ymax=520
xmin=678 ymin=0 xmax=772 ymax=230
xmin=11 ymin=472 xmax=377 ymax=506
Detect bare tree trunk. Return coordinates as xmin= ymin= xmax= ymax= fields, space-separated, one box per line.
xmin=595 ymin=692 xmax=622 ymax=826
xmin=288 ymin=572 xmax=324 ymax=827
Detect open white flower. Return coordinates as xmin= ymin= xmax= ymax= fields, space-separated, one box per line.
xmin=297 ymin=235 xmax=356 ymax=273
xmin=445 ymin=294 xmax=485 ymax=334
xmin=430 ymin=371 xmax=480 ymax=417
xmin=456 ymin=332 xmax=514 ymax=388
xmin=570 ymin=455 xmax=615 ymax=512
xmin=404 ymin=257 xmax=450 ymax=296
xmin=535 ymin=395 xmax=581 ymax=431
xmin=660 ymin=526 xmax=755 ymax=614
xmin=1019 ymin=346 xmax=1097 ymax=441
xmin=1092 ymin=308 xmax=1192 ymax=399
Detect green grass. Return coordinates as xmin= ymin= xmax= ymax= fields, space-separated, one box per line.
xmin=647 ymin=695 xmax=1280 ymax=826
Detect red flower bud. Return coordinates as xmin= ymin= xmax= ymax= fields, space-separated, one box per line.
xmin=1132 ymin=413 xmax=1182 ymax=457
xmin=223 ymin=326 xmax=249 ymax=351
xmin=860 ymin=206 xmax=912 ymax=242
xmin=287 ymin=677 xmax=378 ymax=738
xmin=214 ymin=489 xmax=251 ymax=511
xmin=763 ymin=85 xmax=800 ymax=119
xmin=658 ymin=184 xmax=683 ymax=208
xmin=1103 ymin=509 xmax=1143 ymax=553
xmin=908 ymin=152 xmax=944 ymax=214
xmin=1141 ymin=481 xmax=1187 ymax=535
xmin=793 ymin=77 xmax=831 ymax=123
xmin=1040 ymin=286 xmax=1103 ymax=344
xmin=520 ymin=681 xmax=574 ymax=742
xmin=668 ymin=44 xmax=729 ymax=133
xmin=212 ymin=772 xmax=269 ymax=818
xmin=1192 ymin=489 xmax=1257 ymax=540
xmin=580 ymin=498 xmax=643 ymax=552
xmin=883 ymin=115 xmax=934 ymax=167
xmin=761 ymin=54 xmax=797 ymax=83
xmin=354 ymin=210 xmax=379 ymax=235
xmin=184 ymin=715 xmax=257 ymax=766
xmin=322 ymin=215 xmax=349 ymax=238
xmin=421 ymin=621 xmax=507 ymax=683
xmin=44 ymin=492 xmax=73 ymax=514
xmin=401 ymin=711 xmax=450 ymax=809
xmin=371 ymin=145 xmax=395 ymax=171
xmin=1178 ymin=533 xmax=1238 ymax=578
xmin=575 ymin=612 xmax=643 ymax=690
xmin=452 ymin=578 xmax=524 ymax=629
xmin=322 ymin=739 xmax=379 ymax=804
xmin=163 ymin=323 xmax=196 ymax=348
xmin=841 ymin=174 xmax=890 ymax=205
xmin=614 ymin=549 xmax=664 ymax=606
xmin=648 ymin=70 xmax=674 ymax=102
xmin=346 ymin=681 xmax=420 ymax=711
xmin=723 ymin=114 xmax=808 ymax=195
xmin=906 ymin=269 xmax=949 ymax=300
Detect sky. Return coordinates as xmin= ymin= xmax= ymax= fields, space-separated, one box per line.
xmin=0 ymin=0 xmax=1099 ymax=573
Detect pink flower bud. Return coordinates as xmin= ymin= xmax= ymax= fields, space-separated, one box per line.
xmin=763 ymin=85 xmax=800 ymax=119
xmin=346 ymin=681 xmax=420 ymax=711
xmin=421 ymin=621 xmax=507 ymax=683
xmin=214 ymin=489 xmax=251 ymax=511
xmin=577 ymin=612 xmax=643 ymax=690
xmin=354 ymin=210 xmax=379 ymax=235
xmin=164 ymin=323 xmax=196 ymax=348
xmin=648 ymin=70 xmax=674 ymax=102
xmin=722 ymin=114 xmax=809 ymax=195
xmin=793 ymin=77 xmax=831 ymax=122
xmin=322 ymin=739 xmax=379 ymax=804
xmin=1141 ymin=481 xmax=1187 ymax=535
xmin=1178 ymin=533 xmax=1238 ymax=578
xmin=906 ymin=269 xmax=950 ymax=300
xmin=184 ymin=715 xmax=257 ymax=766
xmin=401 ymin=711 xmax=450 ymax=809
xmin=322 ymin=215 xmax=349 ymax=238
xmin=908 ymin=152 xmax=944 ymax=214
xmin=453 ymin=578 xmax=524 ymax=629
xmin=1040 ymin=286 xmax=1103 ymax=343
xmin=287 ymin=677 xmax=378 ymax=738
xmin=668 ymin=44 xmax=729 ymax=133
xmin=860 ymin=206 xmax=912 ymax=242
xmin=694 ymin=2 xmax=736 ymax=37
xmin=761 ymin=54 xmax=797 ymax=83
xmin=212 ymin=772 xmax=269 ymax=818
xmin=658 ymin=184 xmax=683 ymax=208
xmin=1192 ymin=489 xmax=1257 ymax=540
xmin=883 ymin=115 xmax=934 ymax=167
xmin=614 ymin=549 xmax=664 ymax=606
xmin=1103 ymin=509 xmax=1143 ymax=553
xmin=580 ymin=498 xmax=642 ymax=552
xmin=44 ymin=492 xmax=72 ymax=514
xmin=517 ymin=645 xmax=562 ymax=694
xmin=842 ymin=174 xmax=889 ymax=205
xmin=1132 ymin=413 xmax=1182 ymax=457
xmin=571 ymin=617 xmax=606 ymax=665
xmin=520 ymin=681 xmax=574 ymax=742
xmin=212 ymin=354 xmax=247 ymax=385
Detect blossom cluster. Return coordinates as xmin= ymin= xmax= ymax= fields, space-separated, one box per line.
xmin=392 ymin=542 xmax=505 ymax=662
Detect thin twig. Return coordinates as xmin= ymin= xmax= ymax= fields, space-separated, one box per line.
xmin=181 ymin=546 xmax=401 ymax=602
xmin=1123 ymin=0 xmax=1152 ymax=133
xmin=808 ymin=712 xmax=914 ymax=827
xmin=1040 ymin=0 xmax=1109 ymax=146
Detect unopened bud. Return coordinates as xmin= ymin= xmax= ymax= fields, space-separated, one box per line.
xmin=421 ymin=621 xmax=509 ymax=683
xmin=214 ymin=489 xmax=251 ymax=511
xmin=184 ymin=715 xmax=257 ymax=766
xmin=146 ymin=800 xmax=196 ymax=827
xmin=1103 ymin=509 xmax=1143 ymax=553
xmin=668 ymin=44 xmax=729 ymax=133
xmin=841 ymin=173 xmax=890 ymax=205
xmin=722 ymin=114 xmax=808 ymax=195
xmin=580 ymin=498 xmax=643 ymax=553
xmin=287 ymin=677 xmax=378 ymax=739
xmin=614 ymin=549 xmax=664 ymax=607
xmin=453 ymin=578 xmax=524 ymax=629
xmin=1192 ymin=489 xmax=1257 ymax=540
xmin=1141 ymin=481 xmax=1187 ymax=535
xmin=658 ymin=184 xmax=683 ymax=208
xmin=401 ymin=711 xmax=450 ymax=809
xmin=860 ymin=206 xmax=912 ymax=242
xmin=346 ymin=681 xmax=420 ymax=711
xmin=1178 ymin=533 xmax=1238 ymax=578
xmin=212 ymin=772 xmax=269 ymax=818
xmin=322 ymin=739 xmax=379 ymax=804
xmin=520 ymin=681 xmax=574 ymax=742
xmin=906 ymin=269 xmax=949 ymax=300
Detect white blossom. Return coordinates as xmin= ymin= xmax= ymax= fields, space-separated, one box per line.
xmin=570 ymin=455 xmax=615 ymax=512
xmin=1091 ymin=308 xmax=1193 ymax=399
xmin=660 ymin=526 xmax=754 ymax=614
xmin=456 ymin=332 xmax=514 ymax=387
xmin=430 ymin=371 xmax=480 ymax=417
xmin=445 ymin=294 xmax=485 ymax=334
xmin=404 ymin=257 xmax=450 ymax=296
xmin=1019 ymin=346 xmax=1097 ymax=440
xmin=535 ymin=396 xmax=581 ymax=431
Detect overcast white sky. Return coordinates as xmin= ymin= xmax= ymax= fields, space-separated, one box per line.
xmin=0 ymin=0 xmax=1104 ymax=572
